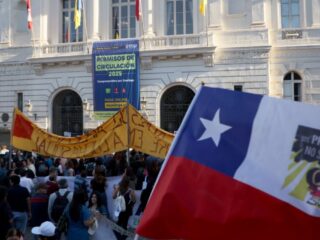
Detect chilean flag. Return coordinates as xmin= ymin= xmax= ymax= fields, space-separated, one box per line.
xmin=135 ymin=0 xmax=141 ymax=21
xmin=26 ymin=0 xmax=32 ymax=30
xmin=136 ymin=87 xmax=320 ymax=239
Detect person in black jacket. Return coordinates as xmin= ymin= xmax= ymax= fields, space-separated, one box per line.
xmin=7 ymin=175 xmax=31 ymax=235
xmin=0 ymin=186 xmax=13 ymax=240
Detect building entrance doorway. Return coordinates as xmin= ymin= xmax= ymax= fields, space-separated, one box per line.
xmin=160 ymin=86 xmax=194 ymax=133
xmin=52 ymin=90 xmax=83 ymax=136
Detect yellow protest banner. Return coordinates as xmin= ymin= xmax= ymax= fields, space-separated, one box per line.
xmin=11 ymin=105 xmax=174 ymax=159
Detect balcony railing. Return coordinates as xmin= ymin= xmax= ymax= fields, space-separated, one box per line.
xmin=32 ymin=42 xmax=92 ymax=58
xmin=31 ymin=33 xmax=213 ymax=58
xmin=271 ymin=27 xmax=320 ymax=46
xmin=140 ymin=33 xmax=213 ymax=50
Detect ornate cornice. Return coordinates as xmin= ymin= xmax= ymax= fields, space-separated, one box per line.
xmin=0 ymin=62 xmax=33 ymax=75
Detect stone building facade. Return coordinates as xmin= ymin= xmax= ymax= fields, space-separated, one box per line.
xmin=0 ymin=0 xmax=320 ymax=144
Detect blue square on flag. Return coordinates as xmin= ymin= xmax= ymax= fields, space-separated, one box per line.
xmin=173 ymin=87 xmax=261 ymax=176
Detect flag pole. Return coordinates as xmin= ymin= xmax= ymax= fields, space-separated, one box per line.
xmin=82 ymin=0 xmax=90 ymax=53
xmin=28 ymin=0 xmax=36 ymax=57
xmin=137 ymin=0 xmax=146 ymax=49
xmin=140 ymin=14 xmax=146 ymax=49
xmin=206 ymin=2 xmax=209 ymax=47
xmin=126 ymin=102 xmax=131 ymax=167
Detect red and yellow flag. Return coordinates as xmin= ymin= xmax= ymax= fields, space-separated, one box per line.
xmin=11 ymin=105 xmax=174 ymax=159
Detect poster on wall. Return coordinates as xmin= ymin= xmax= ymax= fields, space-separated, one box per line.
xmin=92 ymin=39 xmax=140 ymax=120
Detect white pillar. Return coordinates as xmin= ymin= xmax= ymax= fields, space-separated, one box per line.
xmin=0 ymin=0 xmax=10 ymax=44
xmin=312 ymin=0 xmax=320 ymax=26
xmin=300 ymin=0 xmax=306 ymax=28
xmin=144 ymin=0 xmax=154 ymax=36
xmin=40 ymin=1 xmax=49 ymax=44
xmin=85 ymin=0 xmax=100 ymax=41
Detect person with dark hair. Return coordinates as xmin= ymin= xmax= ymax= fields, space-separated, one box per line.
xmin=74 ymin=166 xmax=89 ymax=200
xmin=107 ymin=152 xmax=128 ymax=177
xmin=5 ymin=228 xmax=23 ymax=240
xmin=88 ymin=191 xmax=107 ymax=216
xmin=90 ymin=171 xmax=109 ymax=217
xmin=136 ymin=158 xmax=161 ymax=216
xmin=48 ymin=178 xmax=73 ymax=224
xmin=66 ymin=189 xmax=97 ymax=240
xmin=53 ymin=158 xmax=63 ymax=176
xmin=123 ymin=167 xmax=136 ymax=190
xmin=46 ymin=167 xmax=59 ymax=196
xmin=112 ymin=176 xmax=136 ymax=240
xmin=18 ymin=168 xmax=34 ymax=194
xmin=7 ymin=175 xmax=31 ymax=235
xmin=1 ymin=169 xmax=14 ymax=189
xmin=0 ymin=157 xmax=7 ymax=186
xmin=87 ymin=191 xmax=110 ymax=239
xmin=0 ymin=186 xmax=13 ymax=240
xmin=30 ymin=183 xmax=49 ymax=228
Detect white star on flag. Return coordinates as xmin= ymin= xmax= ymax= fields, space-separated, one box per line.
xmin=197 ymin=109 xmax=232 ymax=146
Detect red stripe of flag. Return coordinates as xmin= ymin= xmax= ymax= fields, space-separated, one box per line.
xmin=135 ymin=0 xmax=140 ymax=21
xmin=13 ymin=113 xmax=33 ymax=140
xmin=26 ymin=0 xmax=32 ymax=30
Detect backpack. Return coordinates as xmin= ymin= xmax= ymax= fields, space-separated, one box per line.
xmin=51 ymin=191 xmax=70 ymax=223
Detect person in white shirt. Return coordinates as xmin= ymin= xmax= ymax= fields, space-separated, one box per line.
xmin=19 ymin=169 xmax=34 ymax=194
xmin=0 ymin=145 xmax=9 ymax=155
xmin=26 ymin=157 xmax=36 ymax=177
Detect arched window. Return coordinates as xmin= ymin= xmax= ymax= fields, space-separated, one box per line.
xmin=161 ymin=86 xmax=194 ymax=133
xmin=283 ymin=71 xmax=302 ymax=101
xmin=52 ymin=90 xmax=83 ymax=136
xmin=281 ymin=0 xmax=300 ymax=29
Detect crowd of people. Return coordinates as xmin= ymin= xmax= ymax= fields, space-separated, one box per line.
xmin=0 ymin=144 xmax=162 ymax=240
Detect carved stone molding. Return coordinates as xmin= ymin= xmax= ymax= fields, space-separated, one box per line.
xmin=0 ymin=29 xmax=9 ymax=43
xmin=216 ymin=47 xmax=270 ymax=62
xmin=84 ymin=60 xmax=92 ymax=73
xmin=0 ymin=63 xmax=33 ymax=75
xmin=32 ymin=63 xmax=43 ymax=76
xmin=141 ymin=56 xmax=152 ymax=70
xmin=203 ymin=53 xmax=214 ymax=67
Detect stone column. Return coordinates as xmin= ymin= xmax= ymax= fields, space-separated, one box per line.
xmin=144 ymin=0 xmax=154 ymax=37
xmin=312 ymin=0 xmax=320 ymax=27
xmin=86 ymin=0 xmax=100 ymax=41
xmin=0 ymin=0 xmax=10 ymax=45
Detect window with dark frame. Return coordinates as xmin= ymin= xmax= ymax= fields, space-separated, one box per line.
xmin=166 ymin=0 xmax=193 ymax=35
xmin=62 ymin=0 xmax=83 ymax=43
xmin=112 ymin=0 xmax=136 ymax=39
xmin=283 ymin=71 xmax=302 ymax=102
xmin=234 ymin=85 xmax=243 ymax=92
xmin=281 ymin=0 xmax=300 ymax=29
xmin=17 ymin=92 xmax=23 ymax=112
